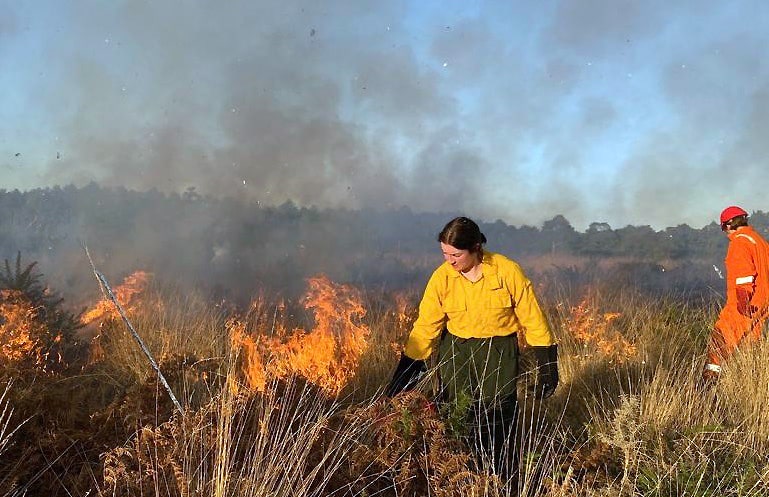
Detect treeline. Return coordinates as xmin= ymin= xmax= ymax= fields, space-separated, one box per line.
xmin=1 ymin=184 xmax=764 ymax=301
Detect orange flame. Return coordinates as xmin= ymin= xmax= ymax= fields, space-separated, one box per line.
xmin=228 ymin=318 xmax=267 ymax=394
xmin=230 ymin=275 xmax=370 ymax=396
xmin=565 ymin=294 xmax=636 ymax=362
xmin=394 ymin=291 xmax=417 ymax=330
xmin=81 ymin=271 xmax=153 ymax=325
xmin=390 ymin=290 xmax=418 ymax=355
xmin=0 ymin=289 xmax=47 ymax=367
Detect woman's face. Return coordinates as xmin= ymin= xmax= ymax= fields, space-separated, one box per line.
xmin=440 ymin=242 xmax=479 ymax=273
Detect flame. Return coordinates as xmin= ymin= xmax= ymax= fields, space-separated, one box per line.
xmin=81 ymin=271 xmax=153 ymax=325
xmin=394 ymin=290 xmax=417 ymax=330
xmin=0 ymin=289 xmax=46 ymax=366
xmin=390 ymin=290 xmax=418 ymax=355
xmin=230 ymin=275 xmax=370 ymax=396
xmin=565 ymin=294 xmax=636 ymax=362
xmin=228 ymin=318 xmax=266 ymax=394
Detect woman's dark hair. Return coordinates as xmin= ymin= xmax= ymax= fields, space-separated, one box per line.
xmin=438 ymin=217 xmax=487 ymax=253
xmin=724 ymin=214 xmax=749 ymax=231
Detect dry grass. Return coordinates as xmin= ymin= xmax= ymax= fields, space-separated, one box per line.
xmin=2 ymin=276 xmax=769 ymax=496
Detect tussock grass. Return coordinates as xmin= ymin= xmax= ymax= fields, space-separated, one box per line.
xmin=2 ymin=279 xmax=769 ymax=496
xmin=91 ymin=282 xmax=229 ymax=380
xmin=537 ymin=286 xmax=769 ymax=496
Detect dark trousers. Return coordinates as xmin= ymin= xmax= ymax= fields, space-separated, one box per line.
xmin=438 ymin=333 xmax=519 ymax=477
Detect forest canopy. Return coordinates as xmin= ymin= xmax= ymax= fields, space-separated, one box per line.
xmin=1 ymin=184 xmax=764 ymax=302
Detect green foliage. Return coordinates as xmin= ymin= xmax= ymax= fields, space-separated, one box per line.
xmin=636 ymin=452 xmax=768 ymax=497
xmin=440 ymin=389 xmax=474 ymax=440
xmin=394 ymin=405 xmax=416 ymax=440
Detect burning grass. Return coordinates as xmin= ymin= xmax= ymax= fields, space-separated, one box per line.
xmin=0 ymin=289 xmax=65 ymax=371
xmin=562 ymin=292 xmax=636 ymax=363
xmin=1 ymin=270 xmax=769 ymax=496
xmin=229 ymin=275 xmax=371 ymax=396
xmin=81 ymin=270 xmax=155 ymax=326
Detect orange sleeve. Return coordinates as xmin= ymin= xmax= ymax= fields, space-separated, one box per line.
xmin=724 ymin=240 xmax=755 ymax=317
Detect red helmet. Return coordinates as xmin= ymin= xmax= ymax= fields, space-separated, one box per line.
xmin=719 ymin=205 xmax=748 ymax=225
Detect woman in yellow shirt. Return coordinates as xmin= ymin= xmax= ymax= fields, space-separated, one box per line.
xmin=386 ymin=216 xmax=558 ymax=475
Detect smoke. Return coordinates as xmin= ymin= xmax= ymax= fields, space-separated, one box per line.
xmin=614 ymin=29 xmax=769 ymax=228
xmin=37 ymin=1 xmax=472 ymax=213
xmin=2 ymin=0 xmax=768 ymax=230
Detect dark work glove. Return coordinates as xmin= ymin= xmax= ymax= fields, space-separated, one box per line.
xmin=385 ymin=353 xmax=427 ymax=397
xmin=532 ymin=344 xmax=559 ymax=399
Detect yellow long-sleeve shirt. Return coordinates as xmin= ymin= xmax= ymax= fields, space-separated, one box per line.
xmin=404 ymin=251 xmax=555 ymax=360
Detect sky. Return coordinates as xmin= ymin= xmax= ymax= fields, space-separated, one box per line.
xmin=1 ymin=0 xmax=768 ymax=231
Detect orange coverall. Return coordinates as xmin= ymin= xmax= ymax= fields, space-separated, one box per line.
xmin=707 ymin=226 xmax=769 ymax=368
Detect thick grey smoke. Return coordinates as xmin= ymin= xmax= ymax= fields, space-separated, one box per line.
xmin=39 ymin=1 xmax=480 ymax=214
xmin=3 ymin=0 xmax=766 ymax=230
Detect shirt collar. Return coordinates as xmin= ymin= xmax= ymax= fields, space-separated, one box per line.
xmin=729 ymin=225 xmax=754 ymax=241
xmin=442 ymin=252 xmax=502 ymax=287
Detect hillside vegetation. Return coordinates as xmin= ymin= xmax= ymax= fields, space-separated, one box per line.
xmin=3 ymin=184 xmax=766 ymax=302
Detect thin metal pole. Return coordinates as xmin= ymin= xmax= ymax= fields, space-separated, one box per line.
xmin=83 ymin=245 xmax=184 ymax=416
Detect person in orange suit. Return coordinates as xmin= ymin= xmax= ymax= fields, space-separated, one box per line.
xmin=703 ymin=206 xmax=769 ymax=381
